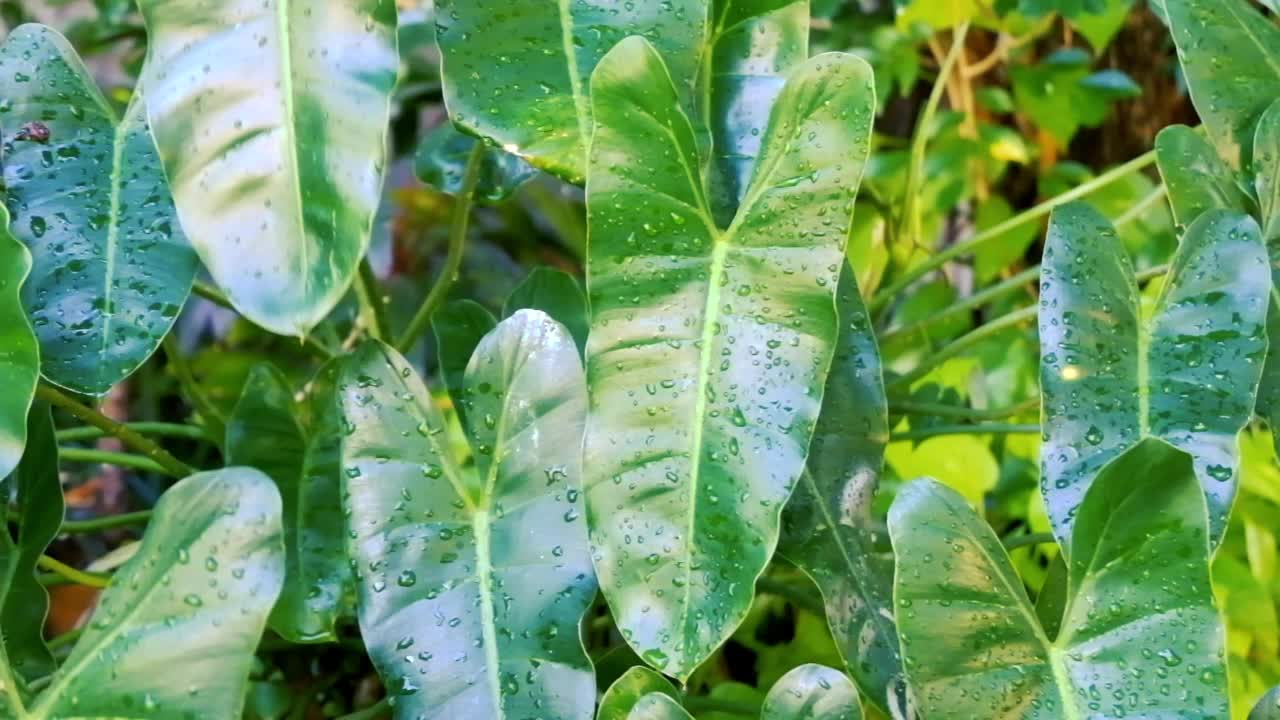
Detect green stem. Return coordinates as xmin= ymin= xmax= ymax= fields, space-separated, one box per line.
xmin=891 ymin=423 xmax=1040 ymax=442
xmin=46 ymin=628 xmax=83 ymax=652
xmin=36 ymin=384 xmax=194 ymax=478
xmin=871 ymin=149 xmax=1158 ymax=313
xmin=1002 ymin=531 xmax=1058 ymax=552
xmin=162 ymin=333 xmax=226 ymax=439
xmin=355 ymin=258 xmax=390 ymax=342
xmin=890 ymin=398 xmax=1038 ymax=421
xmin=336 ymin=698 xmax=391 ymax=720
xmin=886 ymin=305 xmax=1038 ymax=392
xmin=56 ymin=422 xmax=210 ymax=444
xmin=59 ymin=447 xmax=168 ymax=475
xmin=191 ymin=280 xmax=336 ymax=359
xmin=878 ymin=264 xmax=1038 ymax=346
xmin=397 ymin=144 xmax=483 ymax=353
xmin=37 ymin=556 xmax=110 ymax=589
xmin=754 ymin=576 xmax=826 ymax=616
xmin=62 ymin=510 xmax=153 ymax=534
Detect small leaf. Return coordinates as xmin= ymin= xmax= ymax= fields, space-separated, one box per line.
xmin=584 ymin=39 xmax=875 ymax=680
xmin=503 ymin=267 xmax=588 ymax=354
xmin=339 ymin=312 xmax=596 ymax=719
xmin=890 ymin=440 xmax=1229 ymax=718
xmin=1040 ymin=203 xmax=1269 ymax=547
xmin=415 ymin=123 xmax=536 ymax=203
xmin=1253 ymin=98 xmax=1280 ymax=242
xmin=598 ymin=666 xmax=679 ymax=720
xmin=1154 ymin=124 xmax=1251 ymax=230
xmin=137 ymin=0 xmax=400 ymax=336
xmin=761 ymin=664 xmax=862 ymax=720
xmin=431 ymin=298 xmax=497 ymax=428
xmin=0 ymin=204 xmax=38 ymax=481
xmin=227 ymin=363 xmax=351 ymax=643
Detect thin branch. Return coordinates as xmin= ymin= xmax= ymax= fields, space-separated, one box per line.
xmin=890 ymin=398 xmax=1038 ymax=421
xmin=891 ymin=423 xmax=1040 ymax=442
xmin=886 ymin=306 xmax=1038 ymax=393
xmin=61 ymin=510 xmax=154 ymax=534
xmin=37 ymin=384 xmax=194 ymax=478
xmin=59 ymin=447 xmax=169 ymax=475
xmin=56 ymin=422 xmax=211 ymax=444
xmin=1002 ymin=532 xmax=1058 ymax=552
xmin=37 ymin=556 xmax=110 ymax=589
xmin=354 ymin=258 xmax=390 ymax=342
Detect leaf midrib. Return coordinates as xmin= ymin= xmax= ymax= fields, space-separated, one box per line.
xmin=274 ymin=0 xmax=310 ymax=317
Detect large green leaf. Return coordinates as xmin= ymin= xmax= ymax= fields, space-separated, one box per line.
xmin=503 ymin=267 xmax=589 ymax=354
xmin=415 ymin=123 xmax=536 ymax=203
xmin=0 ymin=406 xmax=60 ymax=694
xmin=1 ymin=468 xmax=285 ymax=719
xmin=778 ymin=264 xmax=907 ymax=716
xmin=338 ymin=311 xmax=596 ymax=718
xmin=1039 ymin=203 xmax=1268 ymax=547
xmin=626 ymin=664 xmax=862 ymax=720
xmin=434 ymin=0 xmax=709 ymax=184
xmin=1253 ymin=686 xmax=1280 ymax=720
xmin=0 ymin=24 xmax=197 ymax=395
xmin=137 ymin=0 xmax=400 ymax=336
xmin=0 ymin=205 xmax=37 ymax=481
xmin=1163 ymin=0 xmax=1280 ymax=169
xmin=890 ymin=440 xmax=1229 ymax=719
xmin=598 ymin=666 xmax=679 ymax=720
xmin=227 ymin=363 xmax=350 ymax=643
xmin=583 ymin=38 xmax=875 ymax=680
xmin=1154 ymin=125 xmax=1251 ymax=231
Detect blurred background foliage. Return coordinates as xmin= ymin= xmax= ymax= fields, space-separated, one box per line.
xmin=4 ymin=0 xmax=1276 ymax=717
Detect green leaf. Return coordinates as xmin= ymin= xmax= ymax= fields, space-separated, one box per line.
xmin=338 ymin=311 xmax=596 ymax=718
xmin=0 ymin=405 xmax=61 ymax=692
xmin=431 ymin=299 xmax=498 ymax=429
xmin=1072 ymin=0 xmax=1135 ymax=50
xmin=890 ymin=439 xmax=1229 ymax=719
xmin=629 ymin=694 xmax=695 ymax=720
xmin=1163 ymin=0 xmax=1280 ymax=169
xmin=226 ymin=363 xmax=350 ymax=643
xmin=0 ymin=24 xmax=196 ymax=395
xmin=598 ymin=666 xmax=680 ymax=720
xmin=1253 ymin=686 xmax=1280 ymax=720
xmin=1253 ymin=99 xmax=1280 ymax=243
xmin=503 ymin=267 xmax=589 ymax=354
xmin=0 ymin=205 xmax=37 ymax=482
xmin=1155 ymin=125 xmax=1252 ymax=230
xmin=434 ymin=0 xmax=708 ymax=184
xmin=137 ymin=0 xmax=400 ymax=336
xmin=626 ymin=665 xmax=861 ymax=720
xmin=583 ymin=38 xmax=875 ymax=680
xmin=778 ymin=265 xmax=908 ymax=716
xmin=414 ymin=123 xmax=536 ymax=203
xmin=4 ymin=468 xmax=285 ymax=719
xmin=1009 ymin=49 xmax=1137 ymax=145
xmin=1040 ymin=203 xmax=1269 ymax=547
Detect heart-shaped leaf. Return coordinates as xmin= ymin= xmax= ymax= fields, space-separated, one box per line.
xmin=583 ymin=37 xmax=875 ymax=680
xmin=503 ymin=267 xmax=589 ymax=354
xmin=0 ymin=205 xmax=38 ymax=481
xmin=890 ymin=439 xmax=1229 ymax=719
xmin=778 ymin=264 xmax=907 ymax=716
xmin=598 ymin=666 xmax=679 ymax=720
xmin=434 ymin=0 xmax=709 ymax=184
xmin=338 ymin=311 xmax=596 ymax=718
xmin=415 ymin=123 xmax=536 ymax=203
xmin=0 ymin=405 xmax=61 ymax=695
xmin=627 ymin=664 xmax=862 ymax=720
xmin=1163 ymin=0 xmax=1280 ymax=169
xmin=0 ymin=24 xmax=197 ymax=395
xmin=227 ymin=363 xmax=351 ymax=643
xmin=1039 ymin=203 xmax=1268 ymax=547
xmin=3 ymin=468 xmax=285 ymax=719
xmin=137 ymin=0 xmax=400 ymax=336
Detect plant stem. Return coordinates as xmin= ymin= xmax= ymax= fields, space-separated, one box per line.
xmin=890 ymin=398 xmax=1038 ymax=421
xmin=46 ymin=628 xmax=83 ymax=652
xmin=36 ymin=384 xmax=194 ymax=478
xmin=162 ymin=333 xmax=226 ymax=439
xmin=886 ymin=305 xmax=1038 ymax=393
xmin=37 ymin=556 xmax=110 ymax=589
xmin=355 ymin=258 xmax=390 ymax=342
xmin=871 ymin=149 xmax=1158 ymax=313
xmin=878 ymin=264 xmax=1038 ymax=346
xmin=755 ymin=576 xmax=826 ymax=616
xmin=891 ymin=423 xmax=1040 ymax=442
xmin=62 ymin=510 xmax=153 ymax=534
xmin=59 ymin=447 xmax=168 ymax=475
xmin=1002 ymin=532 xmax=1058 ymax=552
xmin=56 ymin=422 xmax=210 ymax=444
xmin=397 ymin=144 xmax=483 ymax=353
xmin=336 ymin=698 xmax=391 ymax=720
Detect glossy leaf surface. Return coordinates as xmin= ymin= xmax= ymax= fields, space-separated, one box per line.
xmin=339 ymin=312 xmax=596 ymax=718
xmin=137 ymin=0 xmax=399 ymax=336
xmin=584 ymin=38 xmax=875 ymax=679
xmin=0 ymin=205 xmax=37 ymax=481
xmin=598 ymin=666 xmax=679 ymax=720
xmin=778 ymin=264 xmax=907 ymax=715
xmin=415 ymin=123 xmax=536 ymax=203
xmin=626 ymin=664 xmax=862 ymax=720
xmin=1154 ymin=125 xmax=1250 ymax=230
xmin=7 ymin=468 xmax=285 ymax=719
xmin=1163 ymin=0 xmax=1280 ymax=169
xmin=1040 ymin=203 xmax=1268 ymax=547
xmin=0 ymin=24 xmax=196 ymax=395
xmin=504 ymin=267 xmax=589 ymax=354
xmin=1254 ymin=99 xmax=1280 ymax=242
xmin=890 ymin=440 xmax=1229 ymax=719
xmin=227 ymin=363 xmax=349 ymax=643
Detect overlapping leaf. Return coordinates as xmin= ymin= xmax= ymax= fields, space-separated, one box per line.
xmin=598 ymin=666 xmax=679 ymax=720
xmin=1 ymin=468 xmax=285 ymax=719
xmin=0 ymin=206 xmax=37 ymax=481
xmin=890 ymin=440 xmax=1229 ymax=719
xmin=583 ymin=37 xmax=875 ymax=680
xmin=431 ymin=299 xmax=497 ymax=429
xmin=339 ymin=311 xmax=596 ymax=718
xmin=227 ymin=363 xmax=350 ymax=643
xmin=0 ymin=24 xmax=197 ymax=395
xmin=504 ymin=267 xmax=589 ymax=354
xmin=778 ymin=264 xmax=907 ymax=716
xmin=627 ymin=664 xmax=862 ymax=720
xmin=137 ymin=0 xmax=399 ymax=336
xmin=1039 ymin=202 xmax=1268 ymax=547
xmin=415 ymin=123 xmax=536 ymax=203
xmin=1154 ymin=125 xmax=1251 ymax=231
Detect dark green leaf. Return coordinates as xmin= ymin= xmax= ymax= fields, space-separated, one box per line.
xmin=503 ymin=267 xmax=588 ymax=354
xmin=227 ymin=363 xmax=350 ymax=643
xmin=338 ymin=311 xmax=596 ymax=718
xmin=431 ymin=298 xmax=497 ymax=428
xmin=0 ymin=24 xmax=196 ymax=396
xmin=598 ymin=666 xmax=679 ymax=720
xmin=137 ymin=0 xmax=400 ymax=336
xmin=1155 ymin=125 xmax=1252 ymax=230
xmin=584 ymin=38 xmax=875 ymax=680
xmin=1040 ymin=203 xmax=1268 ymax=547
xmin=1253 ymin=686 xmax=1280 ymax=720
xmin=414 ymin=123 xmax=536 ymax=203
xmin=1163 ymin=0 xmax=1280 ymax=169
xmin=778 ymin=264 xmax=907 ymax=716
xmin=434 ymin=0 xmax=709 ymax=184
xmin=890 ymin=440 xmax=1228 ymax=718
xmin=0 ymin=205 xmax=37 ymax=482
xmin=626 ymin=664 xmax=861 ymax=720
xmin=1254 ymin=99 xmax=1280 ymax=243
xmin=7 ymin=468 xmax=285 ymax=718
